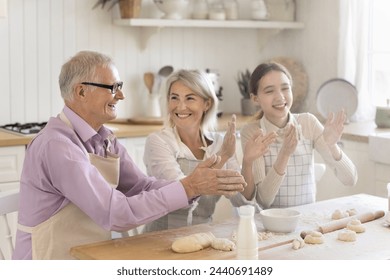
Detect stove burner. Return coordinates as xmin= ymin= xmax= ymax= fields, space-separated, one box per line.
xmin=1 ymin=122 xmax=47 ymax=135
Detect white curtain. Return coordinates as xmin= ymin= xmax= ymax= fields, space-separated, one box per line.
xmin=0 ymin=0 xmax=7 ymax=18
xmin=338 ymin=0 xmax=375 ymax=122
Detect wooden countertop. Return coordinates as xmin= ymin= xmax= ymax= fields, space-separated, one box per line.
xmin=342 ymin=120 xmax=390 ymax=143
xmin=2 ymin=115 xmax=389 ymax=147
xmin=70 ymin=194 xmax=390 ymax=260
xmin=0 ymin=114 xmax=253 ymax=148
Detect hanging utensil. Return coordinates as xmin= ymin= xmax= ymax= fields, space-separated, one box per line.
xmin=143 ymin=72 xmax=154 ymax=94
xmin=156 ymin=66 xmax=174 ymax=96
xmin=158 ymin=65 xmax=174 ymax=77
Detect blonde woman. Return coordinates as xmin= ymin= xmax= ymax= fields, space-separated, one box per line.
xmin=143 ymin=69 xmax=248 ymax=232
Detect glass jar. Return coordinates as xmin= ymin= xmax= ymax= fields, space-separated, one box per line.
xmin=192 ymin=0 xmax=208 ymax=19
xmin=208 ymin=1 xmax=226 ymax=20
xmin=224 ymin=0 xmax=238 ymax=20
xmin=251 ymin=0 xmax=268 ymax=20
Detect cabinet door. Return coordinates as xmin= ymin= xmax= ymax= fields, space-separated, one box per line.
xmin=0 ymin=182 xmax=20 ymax=259
xmin=0 ymin=146 xmax=25 ymax=183
xmin=315 ymin=140 xmax=375 ymax=201
xmin=118 ymin=137 xmax=147 ymax=174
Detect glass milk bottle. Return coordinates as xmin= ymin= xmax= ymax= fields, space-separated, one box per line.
xmin=236 ymin=205 xmax=258 ymax=260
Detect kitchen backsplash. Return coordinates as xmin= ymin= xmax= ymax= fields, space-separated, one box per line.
xmin=0 ymin=0 xmax=339 ymax=124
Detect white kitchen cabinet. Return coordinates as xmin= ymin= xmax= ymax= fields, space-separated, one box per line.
xmin=315 ymin=139 xmax=378 ymax=201
xmin=0 ymin=146 xmax=24 ymax=259
xmin=113 ymin=18 xmax=304 ymax=49
xmin=0 ymin=146 xmax=25 ymax=187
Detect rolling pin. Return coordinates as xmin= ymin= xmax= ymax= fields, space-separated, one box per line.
xmin=300 ymin=210 xmax=385 ymax=239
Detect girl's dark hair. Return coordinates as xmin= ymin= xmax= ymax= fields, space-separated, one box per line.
xmin=249 ymin=62 xmax=292 ymax=96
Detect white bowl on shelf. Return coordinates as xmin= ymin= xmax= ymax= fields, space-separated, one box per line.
xmin=153 ymin=0 xmax=190 ymax=20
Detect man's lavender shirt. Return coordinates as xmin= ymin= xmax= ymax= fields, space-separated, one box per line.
xmin=13 ymin=106 xmax=189 ymax=259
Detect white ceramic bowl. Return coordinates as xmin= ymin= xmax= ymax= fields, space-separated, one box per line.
xmin=153 ymin=0 xmax=190 ymax=20
xmin=259 ymin=208 xmax=301 ymax=233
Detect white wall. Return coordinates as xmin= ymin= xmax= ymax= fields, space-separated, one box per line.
xmin=0 ymin=0 xmax=339 ymax=124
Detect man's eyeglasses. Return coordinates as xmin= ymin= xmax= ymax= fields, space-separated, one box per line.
xmin=81 ymin=81 xmax=123 ymax=95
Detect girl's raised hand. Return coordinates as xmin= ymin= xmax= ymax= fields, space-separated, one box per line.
xmin=323 ymin=109 xmax=346 ymax=147
xmin=243 ymin=128 xmax=277 ymax=163
xmin=280 ymin=123 xmax=298 ymax=156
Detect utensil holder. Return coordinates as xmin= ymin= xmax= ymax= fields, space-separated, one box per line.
xmin=145 ymin=94 xmax=162 ymax=118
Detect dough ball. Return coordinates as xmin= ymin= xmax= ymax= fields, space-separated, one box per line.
xmin=172 ymin=232 xmax=215 ymax=253
xmin=258 ymin=231 xmax=273 ymax=241
xmin=346 ymin=208 xmax=358 ymax=216
xmin=346 ymin=219 xmax=366 ymax=233
xmin=231 ymin=231 xmax=237 ymax=242
xmin=331 ymin=209 xmax=349 ymax=220
xmin=211 ymin=238 xmax=236 ymax=251
xmin=338 ymin=229 xmax=357 ymax=242
xmin=304 ymin=231 xmax=324 ymax=244
xmin=292 ymin=238 xmax=305 ymax=250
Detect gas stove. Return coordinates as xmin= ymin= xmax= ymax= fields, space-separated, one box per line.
xmin=0 ymin=122 xmax=47 ymax=136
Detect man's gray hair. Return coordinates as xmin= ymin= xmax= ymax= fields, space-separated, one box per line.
xmin=59 ymin=50 xmax=113 ymax=101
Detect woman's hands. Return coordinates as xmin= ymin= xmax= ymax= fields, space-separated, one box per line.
xmin=218 ymin=114 xmax=237 ymax=161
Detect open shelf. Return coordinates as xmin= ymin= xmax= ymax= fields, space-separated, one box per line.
xmin=113 ymin=18 xmax=304 ymax=49
xmin=114 ymin=18 xmax=304 ymax=29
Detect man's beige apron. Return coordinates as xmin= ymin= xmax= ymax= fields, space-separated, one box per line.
xmin=17 ymin=112 xmax=120 ymax=259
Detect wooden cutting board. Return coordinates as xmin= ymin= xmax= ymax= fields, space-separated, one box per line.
xmin=70 ymin=194 xmax=390 ymax=260
xmin=110 ymin=117 xmax=164 ymax=125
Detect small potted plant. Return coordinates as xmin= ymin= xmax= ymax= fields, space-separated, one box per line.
xmin=93 ymin=0 xmax=142 ymax=19
xmin=237 ymin=69 xmax=258 ymax=116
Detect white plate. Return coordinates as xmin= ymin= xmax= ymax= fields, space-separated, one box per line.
xmin=316 ymin=78 xmax=358 ymax=120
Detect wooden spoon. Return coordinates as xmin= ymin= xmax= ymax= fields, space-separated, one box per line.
xmin=143 ymin=72 xmax=154 ymax=94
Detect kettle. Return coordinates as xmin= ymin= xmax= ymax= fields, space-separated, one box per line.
xmin=205 ymin=69 xmax=223 ymax=117
xmin=375 ymin=106 xmax=390 ymax=128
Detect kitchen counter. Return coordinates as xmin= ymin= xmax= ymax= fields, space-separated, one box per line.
xmin=70 ymin=194 xmax=390 ymax=260
xmin=2 ymin=116 xmax=389 ymax=147
xmin=0 ymin=114 xmax=253 ymax=147
xmin=342 ymin=120 xmax=390 ymax=143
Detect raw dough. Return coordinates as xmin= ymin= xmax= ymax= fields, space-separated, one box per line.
xmin=338 ymin=229 xmax=357 ymax=242
xmin=346 ymin=208 xmax=358 ymax=216
xmin=292 ymin=238 xmax=305 ymax=250
xmin=232 ymin=231 xmax=273 ymax=242
xmin=211 ymin=238 xmax=236 ymax=251
xmin=172 ymin=232 xmax=215 ymax=253
xmin=258 ymin=231 xmax=273 ymax=241
xmin=346 ymin=219 xmax=366 ymax=233
xmin=331 ymin=209 xmax=349 ymax=220
xmin=303 ymin=231 xmax=324 ymax=244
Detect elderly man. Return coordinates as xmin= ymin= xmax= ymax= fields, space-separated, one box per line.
xmin=13 ymin=51 xmax=246 ymax=260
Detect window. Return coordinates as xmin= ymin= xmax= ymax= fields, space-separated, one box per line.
xmin=369 ymin=0 xmax=390 ymax=106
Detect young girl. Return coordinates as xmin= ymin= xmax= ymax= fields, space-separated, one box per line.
xmin=240 ymin=62 xmax=357 ymax=209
